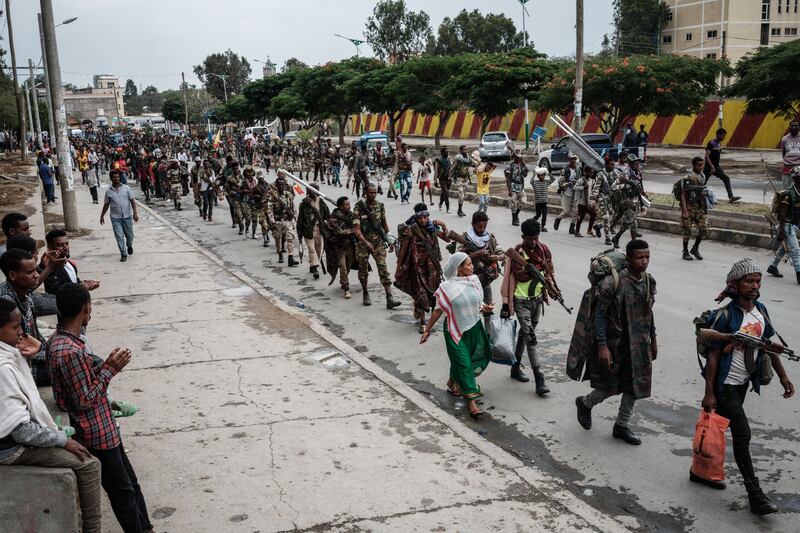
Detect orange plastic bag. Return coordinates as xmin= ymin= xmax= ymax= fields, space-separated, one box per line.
xmin=691 ymin=410 xmax=730 ymax=482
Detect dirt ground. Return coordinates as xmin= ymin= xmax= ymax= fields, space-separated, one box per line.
xmin=0 ymin=157 xmax=39 ymax=246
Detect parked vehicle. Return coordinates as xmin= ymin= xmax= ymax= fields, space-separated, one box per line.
xmin=357 ymin=131 xmax=391 ymax=157
xmin=108 ymin=133 xmax=124 ymax=147
xmin=283 ymin=130 xmax=300 ymax=142
xmin=537 ymin=133 xmax=619 ymax=172
xmin=478 ymin=131 xmax=514 ymax=160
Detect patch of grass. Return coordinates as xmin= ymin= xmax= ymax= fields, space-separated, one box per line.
xmin=648 ymin=193 xmax=770 ymax=216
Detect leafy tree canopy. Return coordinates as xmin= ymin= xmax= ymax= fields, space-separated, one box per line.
xmin=427 ymin=9 xmax=528 ymax=55
xmin=364 ymin=0 xmax=432 ymax=63
xmin=193 ymin=49 xmax=252 ymax=101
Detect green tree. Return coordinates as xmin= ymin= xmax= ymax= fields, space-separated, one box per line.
xmin=139 ymin=86 xmax=164 ymax=112
xmin=193 ymin=49 xmax=252 ymax=101
xmin=402 ymin=55 xmax=468 ymax=147
xmin=124 ymin=79 xmax=138 ymax=97
xmin=725 ymin=39 xmax=800 ymax=118
xmin=161 ymin=91 xmax=183 ymax=123
xmin=364 ymin=0 xmax=432 ymax=63
xmin=427 ymin=9 xmax=527 ymax=55
xmin=243 ymin=73 xmax=296 ymax=133
xmin=294 ymin=58 xmax=382 ymax=145
xmin=450 ymin=50 xmax=553 ymax=134
xmin=161 ymin=89 xmax=220 ymax=125
xmin=613 ymin=0 xmax=670 ymax=55
xmin=282 ymin=58 xmax=308 ymax=73
xmin=344 ymin=62 xmax=422 ymax=140
xmin=536 ymin=54 xmax=728 ymax=138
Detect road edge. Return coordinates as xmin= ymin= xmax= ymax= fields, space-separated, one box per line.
xmin=136 ymin=200 xmax=632 ymax=533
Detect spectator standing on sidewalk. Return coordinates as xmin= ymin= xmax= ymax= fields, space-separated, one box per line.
xmin=704 ymin=128 xmax=742 ymax=204
xmin=531 ymin=167 xmax=554 ymax=232
xmin=100 ymin=170 xmax=138 ymax=263
xmin=781 ymin=121 xmax=800 ymax=189
xmin=637 ymin=124 xmax=649 ymax=161
xmin=38 ymin=154 xmax=57 ymax=204
xmin=48 ymin=283 xmax=153 ymax=533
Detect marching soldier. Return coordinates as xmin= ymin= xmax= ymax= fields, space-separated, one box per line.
xmin=679 ymin=157 xmax=709 ymax=261
xmin=296 ymin=183 xmax=330 ymax=280
xmin=240 ymin=166 xmax=259 ymax=239
xmin=434 ymin=147 xmax=452 ymax=213
xmin=505 ymin=152 xmax=528 ymax=226
xmin=167 ymin=160 xmax=182 ymax=211
xmin=352 ymin=183 xmax=402 ymax=309
xmin=254 ymin=171 xmax=271 ymax=247
xmin=266 ymin=171 xmax=299 ymax=266
xmin=451 ymin=145 xmax=474 ymax=217
xmin=593 ymin=157 xmax=615 ymax=246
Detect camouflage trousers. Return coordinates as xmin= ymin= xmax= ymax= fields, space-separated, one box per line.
xmin=356 ymin=239 xmax=392 ymax=287
xmin=681 ymin=208 xmax=708 ymax=242
xmin=271 ymin=220 xmax=296 ymax=255
xmin=616 ymin=207 xmax=638 ymax=234
xmin=594 ymin=196 xmax=612 ymax=238
xmin=226 ymin=195 xmax=242 ymax=227
xmin=170 ymin=184 xmax=182 ymax=203
xmin=509 ymin=190 xmax=527 ymax=212
xmin=454 ymin=178 xmax=468 ymax=203
xmin=256 ymin=206 xmax=270 ymax=235
xmin=240 ymin=201 xmax=258 ymax=232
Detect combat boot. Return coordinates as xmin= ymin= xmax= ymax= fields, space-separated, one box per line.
xmin=553 ymin=218 xmax=561 ymax=231
xmin=310 ymin=265 xmax=319 ymax=280
xmin=568 ymin=222 xmax=575 ymax=235
xmin=767 ymin=265 xmax=782 ymax=277
xmin=288 ymin=255 xmax=299 ymax=267
xmin=533 ymin=369 xmax=550 ymax=396
xmin=605 ymin=237 xmax=613 ymax=246
xmin=457 ymin=203 xmax=465 ymax=217
xmin=745 ymin=479 xmax=778 ymax=515
xmin=385 ymin=291 xmax=402 ymax=309
xmin=262 ymin=235 xmax=270 ymax=248
xmin=796 ymin=272 xmax=800 ymax=285
xmin=278 ymin=252 xmax=284 ymax=264
xmin=682 ymin=244 xmax=694 ymax=261
xmin=510 ymin=363 xmax=530 ymax=382
xmin=512 ymin=211 xmax=519 ymax=226
xmin=362 ymin=283 xmax=372 ymax=306
xmin=690 ymin=246 xmax=703 ymax=260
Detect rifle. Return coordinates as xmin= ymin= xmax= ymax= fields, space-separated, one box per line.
xmin=697 ymin=329 xmax=799 ymax=362
xmin=278 ymin=168 xmax=336 ymax=207
xmin=504 ymin=246 xmax=573 ymax=314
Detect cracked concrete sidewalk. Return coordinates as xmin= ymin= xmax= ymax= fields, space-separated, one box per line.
xmin=64 ymin=186 xmax=629 ymax=532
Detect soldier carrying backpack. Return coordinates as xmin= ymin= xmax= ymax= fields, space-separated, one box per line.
xmin=566 ymin=240 xmax=657 ymax=446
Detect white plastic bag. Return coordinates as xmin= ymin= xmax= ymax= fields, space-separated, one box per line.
xmin=489 ymin=315 xmax=517 ymax=366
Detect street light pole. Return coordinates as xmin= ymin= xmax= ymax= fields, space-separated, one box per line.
xmin=24 ymin=79 xmax=34 ymax=148
xmin=28 ymin=59 xmax=43 ymax=148
xmin=574 ymin=0 xmax=585 ymax=133
xmin=5 ymin=0 xmax=28 ymax=162
xmin=40 ymin=0 xmax=79 ymax=231
xmin=208 ymin=73 xmax=228 ymax=102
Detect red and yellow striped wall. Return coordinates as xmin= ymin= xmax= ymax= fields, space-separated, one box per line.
xmin=352 ymin=100 xmax=796 ymax=149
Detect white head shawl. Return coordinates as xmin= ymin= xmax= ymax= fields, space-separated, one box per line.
xmin=442 ymin=252 xmax=468 ymax=280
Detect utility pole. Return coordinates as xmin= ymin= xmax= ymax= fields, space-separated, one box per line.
xmin=181 ymin=72 xmax=189 ymax=132
xmin=38 ymin=13 xmax=57 ymax=153
xmin=5 ymin=0 xmax=28 ymax=162
xmin=573 ymin=0 xmax=585 ymax=133
xmin=41 ymin=0 xmax=78 ymax=231
xmin=28 ymin=59 xmax=43 ymax=148
xmin=718 ymin=29 xmax=727 ymax=128
xmin=520 ymin=0 xmax=531 ymax=150
xmin=24 ymin=81 xmax=34 ymax=149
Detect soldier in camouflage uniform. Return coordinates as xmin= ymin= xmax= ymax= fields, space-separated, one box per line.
xmin=352 ymin=183 xmax=402 ymax=309
xmin=609 ymin=168 xmax=641 ymax=249
xmin=679 ymin=157 xmax=709 ymax=261
xmin=266 ymin=171 xmax=299 ymax=266
xmin=504 ymin=152 xmax=528 ymax=226
xmin=167 ymin=160 xmax=183 ymax=211
xmin=450 ymin=145 xmax=474 ymax=217
xmin=190 ymin=156 xmax=203 ymax=216
xmin=222 ymin=162 xmax=244 ymax=234
xmin=592 ymin=157 xmax=615 ymax=246
xmin=254 ymin=171 xmax=271 ymax=247
xmin=240 ymin=166 xmax=259 ymax=238
xmin=573 ymin=239 xmax=657 ymax=446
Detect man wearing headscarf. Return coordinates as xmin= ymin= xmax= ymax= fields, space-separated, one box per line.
xmin=394 ymin=203 xmax=450 ymax=333
xmin=698 ymin=258 xmax=794 ymax=515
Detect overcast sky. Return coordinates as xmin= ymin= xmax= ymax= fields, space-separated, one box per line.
xmin=7 ymin=0 xmax=614 ymax=92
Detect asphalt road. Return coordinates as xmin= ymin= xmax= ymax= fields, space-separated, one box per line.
xmin=148 ymin=175 xmax=799 ymax=533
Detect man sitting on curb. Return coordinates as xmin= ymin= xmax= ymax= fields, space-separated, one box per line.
xmin=48 ymin=283 xmax=153 ymax=533
xmin=0 ymin=249 xmax=50 ymax=386
xmin=42 ymin=229 xmax=101 ymax=295
xmin=4 ymin=234 xmax=66 ymax=316
xmin=0 ymin=212 xmax=31 ymax=256
xmin=0 ymin=298 xmax=102 ymax=533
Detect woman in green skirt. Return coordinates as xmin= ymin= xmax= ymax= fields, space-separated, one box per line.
xmin=420 ymin=252 xmax=493 ymax=419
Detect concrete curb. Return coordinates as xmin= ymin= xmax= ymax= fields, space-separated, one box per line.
xmin=135 ymin=200 xmax=632 ymax=532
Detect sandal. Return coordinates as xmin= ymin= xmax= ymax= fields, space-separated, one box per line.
xmin=469 ymin=408 xmax=485 ymax=421
xmin=55 ymin=415 xmax=75 ymax=438
xmin=446 ymin=379 xmax=462 ymax=397
xmin=111 ymin=400 xmax=139 ymax=418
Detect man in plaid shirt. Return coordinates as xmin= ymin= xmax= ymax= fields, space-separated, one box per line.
xmin=48 ymin=283 xmax=153 ymax=533
xmin=0 ymin=249 xmax=49 ymax=386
